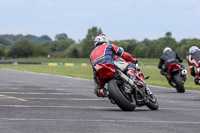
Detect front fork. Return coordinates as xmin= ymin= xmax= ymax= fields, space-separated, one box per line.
xmin=146 ymin=86 xmax=153 ymax=95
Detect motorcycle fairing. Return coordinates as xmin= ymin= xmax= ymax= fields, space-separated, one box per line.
xmin=167 ymin=63 xmax=181 ymax=74
xmin=94 ymin=63 xmax=115 ymax=80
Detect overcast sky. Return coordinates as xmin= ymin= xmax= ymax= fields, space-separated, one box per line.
xmin=0 ymin=0 xmax=199 ymax=41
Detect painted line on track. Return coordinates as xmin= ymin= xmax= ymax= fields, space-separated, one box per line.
xmin=20 ymin=98 xmax=105 ymax=100
xmin=0 ymin=94 xmax=27 ymax=101
xmin=0 ymin=97 xmax=106 ymax=101
xmin=0 ymin=105 xmax=199 ymax=111
xmin=0 ymin=118 xmax=199 ymax=124
xmin=0 ymin=92 xmax=80 ymax=95
xmin=0 ymin=105 xmax=117 ymax=109
xmin=0 ymin=84 xmax=93 ymax=88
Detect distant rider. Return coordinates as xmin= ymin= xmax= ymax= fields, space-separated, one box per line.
xmin=187 ymin=46 xmax=200 ymax=85
xmin=158 ymin=47 xmax=184 ymax=85
xmin=90 ymin=34 xmax=138 ymax=97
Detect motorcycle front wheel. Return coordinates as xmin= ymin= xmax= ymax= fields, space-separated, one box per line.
xmin=146 ymin=94 xmax=159 ymax=110
xmin=107 ymin=79 xmax=136 ymax=111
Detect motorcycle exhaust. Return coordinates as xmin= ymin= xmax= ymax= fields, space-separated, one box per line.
xmin=115 ymin=70 xmax=139 ymax=98
xmin=115 ymin=70 xmax=136 ymax=87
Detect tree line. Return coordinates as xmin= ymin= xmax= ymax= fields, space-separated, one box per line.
xmin=0 ymin=27 xmax=200 ymax=59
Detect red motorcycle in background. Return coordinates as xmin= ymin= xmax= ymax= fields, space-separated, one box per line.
xmin=166 ymin=63 xmax=187 ymax=93
xmin=93 ymin=60 xmax=159 ymax=111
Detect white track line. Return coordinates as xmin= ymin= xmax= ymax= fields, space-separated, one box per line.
xmin=0 ymin=105 xmax=199 ymax=111
xmin=0 ymin=84 xmax=93 ymax=88
xmin=0 ymin=105 xmax=118 ymax=109
xmin=0 ymin=118 xmax=199 ymax=124
xmin=23 ymin=98 xmax=105 ymax=100
xmin=148 ymin=85 xmax=200 ymax=92
xmin=0 ymin=97 xmax=105 ymax=101
xmin=0 ymin=92 xmax=79 ymax=95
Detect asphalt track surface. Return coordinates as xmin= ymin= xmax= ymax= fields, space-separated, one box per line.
xmin=0 ymin=69 xmax=200 ymax=133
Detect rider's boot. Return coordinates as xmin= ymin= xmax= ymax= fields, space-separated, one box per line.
xmin=127 ymin=70 xmax=144 ymax=88
xmin=166 ymin=76 xmax=176 ymax=87
xmin=161 ymin=70 xmax=175 ymax=86
xmin=127 ymin=69 xmax=146 ymax=98
xmin=161 ymin=70 xmax=169 ymax=77
xmin=169 ymin=81 xmax=176 ymax=87
xmin=94 ymin=88 xmax=109 ymax=97
xmin=108 ymin=96 xmax=116 ymax=104
xmin=163 ymin=73 xmax=176 ymax=87
xmin=194 ymin=78 xmax=200 ymax=85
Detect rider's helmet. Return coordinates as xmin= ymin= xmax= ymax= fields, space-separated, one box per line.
xmin=94 ymin=34 xmax=109 ymax=47
xmin=189 ymin=46 xmax=199 ymax=55
xmin=163 ymin=47 xmax=172 ymax=54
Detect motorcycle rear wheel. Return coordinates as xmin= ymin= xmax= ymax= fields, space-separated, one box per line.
xmin=174 ymin=74 xmax=185 ymax=93
xmin=108 ymin=79 xmax=136 ymax=111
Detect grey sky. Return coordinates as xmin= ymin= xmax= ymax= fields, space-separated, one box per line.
xmin=0 ymin=0 xmax=199 ymax=41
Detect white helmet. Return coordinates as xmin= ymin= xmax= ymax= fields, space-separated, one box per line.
xmin=94 ymin=34 xmax=109 ymax=46
xmin=189 ymin=46 xmax=199 ymax=54
xmin=163 ymin=47 xmax=172 ymax=54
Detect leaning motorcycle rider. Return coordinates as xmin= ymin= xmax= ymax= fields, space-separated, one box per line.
xmin=158 ymin=47 xmax=185 ymax=86
xmin=89 ymin=34 xmax=138 ymax=97
xmin=187 ymin=46 xmax=200 ymax=85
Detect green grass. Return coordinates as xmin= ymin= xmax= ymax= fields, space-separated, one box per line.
xmin=0 ymin=58 xmax=199 ymax=90
xmin=0 ymin=64 xmax=93 ymax=79
xmin=4 ymin=57 xmax=90 ymax=63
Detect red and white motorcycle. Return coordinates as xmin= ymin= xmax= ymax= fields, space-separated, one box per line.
xmin=93 ymin=59 xmax=159 ymax=111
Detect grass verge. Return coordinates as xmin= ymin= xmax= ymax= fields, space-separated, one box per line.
xmin=0 ymin=65 xmax=93 ymax=79
xmin=4 ymin=57 xmax=90 ymax=63
xmin=0 ymin=64 xmax=199 ymax=90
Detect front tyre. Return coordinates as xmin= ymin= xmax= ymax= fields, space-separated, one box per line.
xmin=107 ymin=79 xmax=136 ymax=111
xmin=146 ymin=94 xmax=159 ymax=110
xmin=174 ymin=74 xmax=185 ymax=93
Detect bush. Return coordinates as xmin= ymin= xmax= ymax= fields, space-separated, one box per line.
xmin=51 ymin=52 xmax=66 ymax=58
xmin=65 ymin=44 xmax=80 ymax=58
xmin=8 ymin=40 xmax=34 ymax=58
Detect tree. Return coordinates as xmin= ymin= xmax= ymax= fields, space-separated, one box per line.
xmin=0 ymin=34 xmax=52 ymax=45
xmin=165 ymin=32 xmax=172 ymax=38
xmin=163 ymin=32 xmax=177 ymax=50
xmin=80 ymin=27 xmax=102 ymax=57
xmin=65 ymin=44 xmax=80 ymax=58
xmin=8 ymin=40 xmax=34 ymax=58
xmin=148 ymin=40 xmax=163 ymax=58
xmin=55 ymin=33 xmax=68 ymax=41
xmin=143 ymin=32 xmax=178 ymax=58
xmin=133 ymin=43 xmax=148 ymax=58
xmin=111 ymin=39 xmax=137 ymax=54
xmin=178 ymin=38 xmax=200 ymax=58
xmin=0 ymin=44 xmax=6 ymax=58
xmin=55 ymin=39 xmax=75 ymax=51
xmin=0 ymin=37 xmax=13 ymax=45
xmin=34 ymin=45 xmax=50 ymax=57
xmin=40 ymin=41 xmax=57 ymax=52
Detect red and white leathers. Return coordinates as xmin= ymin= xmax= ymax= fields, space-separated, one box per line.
xmin=114 ymin=56 xmax=137 ymax=77
xmin=90 ymin=43 xmax=137 ymax=90
xmin=188 ymin=52 xmax=200 ymax=79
